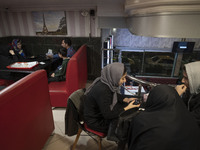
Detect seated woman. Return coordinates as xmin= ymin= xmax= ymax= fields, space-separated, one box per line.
xmin=84 ymin=62 xmax=140 ymax=134
xmin=128 ymin=85 xmax=200 ymax=150
xmin=48 ymin=47 xmax=69 ymax=83
xmin=9 ymin=39 xmax=34 ymax=61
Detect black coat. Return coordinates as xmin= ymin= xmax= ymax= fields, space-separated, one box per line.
xmin=65 ymin=89 xmax=85 ymax=136
xmin=182 ymin=90 xmax=200 ymax=127
xmin=128 ymin=85 xmax=200 ymax=150
xmin=84 ymin=81 xmax=127 ymax=133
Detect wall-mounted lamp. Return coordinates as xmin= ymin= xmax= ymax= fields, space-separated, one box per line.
xmin=81 ymin=10 xmax=89 ymax=17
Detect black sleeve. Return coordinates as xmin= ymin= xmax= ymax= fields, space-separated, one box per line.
xmin=117 ymin=93 xmax=126 ymax=103
xmin=95 ymin=86 xmax=125 ymax=120
xmin=9 ymin=55 xmax=18 ymax=63
xmin=189 ymin=94 xmax=200 ymax=127
xmin=191 ymin=108 xmax=200 ymax=127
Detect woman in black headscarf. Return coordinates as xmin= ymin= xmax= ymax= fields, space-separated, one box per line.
xmin=84 ymin=62 xmax=140 ymax=133
xmin=128 ymin=84 xmax=200 ymax=150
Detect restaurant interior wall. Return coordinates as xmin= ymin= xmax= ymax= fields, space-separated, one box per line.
xmin=0 ymin=11 xmax=99 ymax=37
xmin=0 ymin=4 xmax=126 ymax=79
xmin=1 ymin=2 xmax=200 ymax=79
xmin=101 ymin=28 xmax=200 ymax=78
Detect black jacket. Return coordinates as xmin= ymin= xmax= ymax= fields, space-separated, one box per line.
xmin=128 ymin=85 xmax=200 ymax=150
xmin=84 ymin=81 xmax=127 ymax=133
xmin=65 ymin=89 xmax=85 ymax=136
xmin=182 ymin=90 xmax=200 ymax=127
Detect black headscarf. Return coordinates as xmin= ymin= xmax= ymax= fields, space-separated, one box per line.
xmin=128 ymin=85 xmax=200 ymax=150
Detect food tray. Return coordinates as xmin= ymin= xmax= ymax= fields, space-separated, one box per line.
xmin=7 ymin=61 xmax=39 ymax=69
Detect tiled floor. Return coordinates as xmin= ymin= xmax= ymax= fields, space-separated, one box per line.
xmin=42 ymin=108 xmax=118 ymax=150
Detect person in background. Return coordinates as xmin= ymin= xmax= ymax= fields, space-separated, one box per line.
xmin=84 ymin=62 xmax=140 ymax=134
xmin=47 ymin=38 xmax=76 ymax=59
xmin=9 ymin=39 xmax=34 ymax=61
xmin=128 ymin=84 xmax=200 ymax=150
xmin=48 ymin=48 xmax=69 ymax=83
xmin=175 ymin=61 xmax=200 ymax=127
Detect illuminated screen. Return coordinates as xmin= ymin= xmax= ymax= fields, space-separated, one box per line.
xmin=172 ymin=42 xmax=195 ymax=53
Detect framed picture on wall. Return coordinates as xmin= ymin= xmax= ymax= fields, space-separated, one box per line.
xmin=32 ymin=11 xmax=67 ymax=35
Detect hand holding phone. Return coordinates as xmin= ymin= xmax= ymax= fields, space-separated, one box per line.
xmin=124 ymin=100 xmax=140 ymax=111
xmin=123 ymin=97 xmax=137 ymax=103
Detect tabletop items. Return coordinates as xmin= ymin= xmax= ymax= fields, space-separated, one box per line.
xmin=7 ymin=61 xmax=39 ymax=69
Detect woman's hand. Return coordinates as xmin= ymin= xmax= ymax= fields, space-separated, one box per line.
xmin=51 ymin=73 xmax=55 ymax=77
xmin=9 ymin=50 xmax=15 ymax=55
xmin=124 ymin=100 xmax=140 ymax=111
xmin=175 ymin=84 xmax=187 ymax=96
xmin=123 ymin=97 xmax=137 ymax=103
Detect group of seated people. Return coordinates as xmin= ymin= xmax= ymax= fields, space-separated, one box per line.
xmin=0 ymin=37 xmax=76 ymax=83
xmin=83 ymin=61 xmax=200 ymax=150
xmin=1 ymin=37 xmax=200 ymax=149
xmin=47 ymin=38 xmax=76 ymax=82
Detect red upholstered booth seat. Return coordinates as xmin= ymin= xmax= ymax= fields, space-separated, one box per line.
xmin=0 ymin=70 xmax=54 ymax=150
xmin=48 ymin=44 xmax=87 ymax=107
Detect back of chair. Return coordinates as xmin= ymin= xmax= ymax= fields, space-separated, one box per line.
xmin=69 ymin=88 xmax=85 ymax=121
xmin=70 ymin=99 xmax=82 ymax=125
xmin=70 ymin=88 xmax=106 ymax=150
xmin=65 ymin=88 xmax=85 ymax=136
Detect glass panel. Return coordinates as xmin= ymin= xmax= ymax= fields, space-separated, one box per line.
xmin=121 ymin=51 xmax=175 ymax=77
xmin=113 ymin=50 xmax=119 ymax=62
xmin=143 ymin=52 xmax=175 ymax=77
xmin=177 ymin=51 xmax=200 ymax=79
xmin=182 ymin=51 xmax=200 ymax=65
xmin=121 ymin=51 xmax=143 ymax=76
xmin=102 ymin=49 xmax=119 ymax=68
